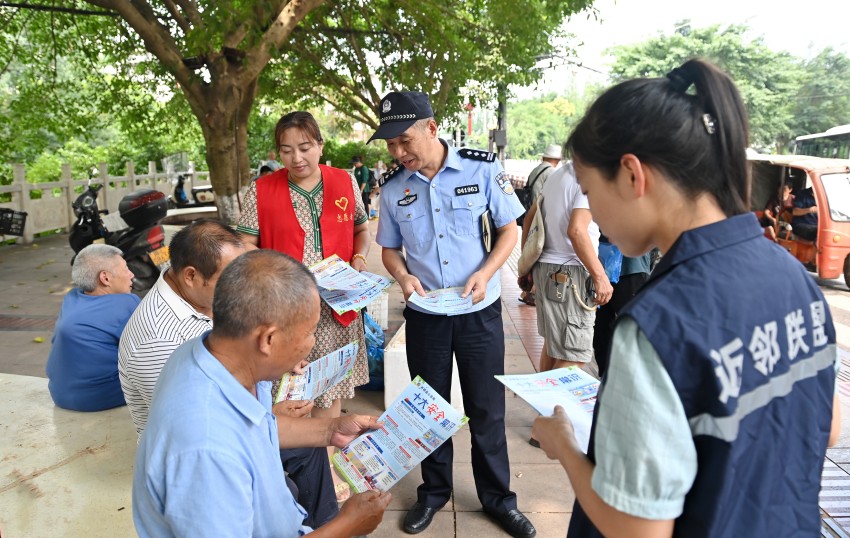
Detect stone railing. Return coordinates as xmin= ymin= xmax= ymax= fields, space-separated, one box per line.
xmin=0 ymin=162 xmax=210 ymax=244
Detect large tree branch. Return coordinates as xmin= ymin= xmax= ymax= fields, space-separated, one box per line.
xmin=83 ymin=0 xmax=203 ymax=105
xmin=242 ymin=0 xmax=325 ymax=83
xmin=173 ymin=0 xmax=202 ymax=28
xmin=159 ymin=0 xmax=190 ymax=33
xmin=0 ymin=2 xmax=117 ymax=16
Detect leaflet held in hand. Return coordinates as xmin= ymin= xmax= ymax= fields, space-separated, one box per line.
xmin=407 ymin=286 xmax=473 ymax=315
xmin=496 ymin=367 xmax=599 ymax=452
xmin=332 ymin=376 xmax=468 ymax=493
xmin=275 ymin=342 xmax=358 ymax=403
xmin=309 ymin=254 xmax=393 ymax=315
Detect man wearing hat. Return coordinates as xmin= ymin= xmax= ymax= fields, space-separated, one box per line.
xmin=370 ymin=91 xmax=535 ymax=537
xmin=529 ymin=144 xmax=562 ymax=202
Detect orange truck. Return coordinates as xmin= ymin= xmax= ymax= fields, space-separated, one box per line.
xmin=750 ymin=154 xmax=850 ymax=287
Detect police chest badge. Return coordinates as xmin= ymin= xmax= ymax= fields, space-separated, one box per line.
xmin=495 ymin=172 xmax=514 ymax=195
xmin=398 ymin=193 xmax=417 ymax=206
xmin=454 ymin=184 xmax=480 ymax=196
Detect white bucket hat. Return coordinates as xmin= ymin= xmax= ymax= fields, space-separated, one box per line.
xmin=540 ymin=144 xmax=563 ymax=160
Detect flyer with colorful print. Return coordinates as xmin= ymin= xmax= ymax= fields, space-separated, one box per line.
xmin=332 ymin=376 xmax=468 ymax=493
xmin=496 ymin=367 xmax=599 ymax=452
xmin=275 ymin=342 xmax=358 ymax=403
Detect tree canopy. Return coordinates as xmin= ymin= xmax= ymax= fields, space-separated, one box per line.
xmin=1 ymin=0 xmax=594 ymax=220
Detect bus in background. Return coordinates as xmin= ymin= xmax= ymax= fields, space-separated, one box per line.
xmin=793 ymin=124 xmax=850 ymax=159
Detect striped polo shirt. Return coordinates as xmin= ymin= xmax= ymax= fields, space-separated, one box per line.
xmin=118 ymin=272 xmax=212 ymax=437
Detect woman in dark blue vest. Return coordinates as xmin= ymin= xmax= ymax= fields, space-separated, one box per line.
xmin=532 ymin=58 xmax=842 ymax=537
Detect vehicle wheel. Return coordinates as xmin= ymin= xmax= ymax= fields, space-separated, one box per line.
xmin=844 ymin=256 xmax=850 ymax=290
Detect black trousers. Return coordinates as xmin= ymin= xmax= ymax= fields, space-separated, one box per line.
xmin=280 ymin=446 xmax=338 ymax=528
xmin=592 ymin=272 xmax=649 ymax=378
xmin=404 ymin=301 xmax=517 ymax=514
xmin=361 ymin=192 xmax=371 ymax=213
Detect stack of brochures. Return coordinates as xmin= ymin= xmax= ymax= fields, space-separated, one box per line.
xmin=496 ymin=367 xmax=599 ymax=453
xmin=332 ymin=376 xmax=468 ymax=493
xmin=309 ymin=254 xmax=393 ymax=315
xmin=275 ymin=342 xmax=358 ymax=403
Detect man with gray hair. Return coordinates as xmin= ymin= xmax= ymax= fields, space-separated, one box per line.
xmin=46 ymin=244 xmax=140 ymax=411
xmin=133 ymin=250 xmax=392 ymax=537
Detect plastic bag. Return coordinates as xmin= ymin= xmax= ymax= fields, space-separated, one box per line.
xmin=364 ymin=312 xmax=385 ymax=348
xmin=361 ymin=313 xmax=385 ymax=391
xmin=598 ymin=241 xmax=623 ymax=284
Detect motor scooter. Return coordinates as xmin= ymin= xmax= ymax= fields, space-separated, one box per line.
xmin=69 ymin=181 xmax=170 ymax=294
xmin=168 ymin=173 xmax=215 ymax=209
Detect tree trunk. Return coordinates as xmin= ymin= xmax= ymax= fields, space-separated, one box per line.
xmin=192 ymin=78 xmax=257 ymax=224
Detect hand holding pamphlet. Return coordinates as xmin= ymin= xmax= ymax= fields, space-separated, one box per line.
xmin=275 ymin=342 xmax=358 ymax=403
xmin=407 ymin=286 xmax=473 ymax=315
xmin=309 ymin=254 xmax=393 ymax=315
xmin=496 ymin=367 xmax=599 ymax=452
xmin=332 ymin=376 xmax=468 ymax=493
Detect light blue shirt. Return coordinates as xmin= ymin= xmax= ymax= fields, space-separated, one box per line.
xmin=376 ymin=142 xmax=525 ymax=314
xmin=133 ymin=333 xmax=311 ymax=538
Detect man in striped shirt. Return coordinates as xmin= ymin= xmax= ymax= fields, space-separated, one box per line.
xmin=119 ymin=219 xmax=339 ymax=528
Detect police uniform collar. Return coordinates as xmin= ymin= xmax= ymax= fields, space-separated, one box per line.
xmin=441 ymin=140 xmax=465 ymax=171
xmin=649 ymin=213 xmax=763 ymax=282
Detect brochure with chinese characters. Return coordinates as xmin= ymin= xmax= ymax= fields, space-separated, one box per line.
xmin=309 ymin=254 xmax=393 ymax=315
xmin=496 ymin=367 xmax=599 ymax=452
xmin=274 ymin=342 xmax=358 ymax=403
xmin=332 ymin=376 xmax=468 ymax=493
xmin=407 ymin=286 xmax=473 ymax=315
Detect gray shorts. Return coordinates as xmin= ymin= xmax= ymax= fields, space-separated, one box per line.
xmin=532 ymin=262 xmax=596 ymax=362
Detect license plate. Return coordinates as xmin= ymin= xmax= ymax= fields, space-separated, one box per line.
xmin=148 ymin=246 xmax=170 ymax=267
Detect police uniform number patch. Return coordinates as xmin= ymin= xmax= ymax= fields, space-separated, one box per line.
xmin=454 ymin=185 xmax=480 ymax=196
xmin=495 ymin=172 xmax=514 ymax=195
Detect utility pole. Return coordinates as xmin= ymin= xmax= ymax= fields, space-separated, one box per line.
xmin=489 ymin=84 xmax=507 ymax=163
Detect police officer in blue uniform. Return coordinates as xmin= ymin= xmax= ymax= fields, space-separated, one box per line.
xmin=370 ymin=91 xmax=535 ymax=538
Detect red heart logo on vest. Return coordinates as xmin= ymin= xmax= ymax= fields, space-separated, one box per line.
xmin=335 ymin=197 xmax=349 ymax=211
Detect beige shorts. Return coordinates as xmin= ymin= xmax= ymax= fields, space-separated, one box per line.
xmin=532 ymin=262 xmax=596 ymax=362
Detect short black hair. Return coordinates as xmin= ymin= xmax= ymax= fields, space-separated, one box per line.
xmin=169 ymin=219 xmax=244 ymax=279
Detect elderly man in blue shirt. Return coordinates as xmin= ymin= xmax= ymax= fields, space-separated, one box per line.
xmin=133 ymin=250 xmax=391 ymax=537
xmin=371 ymin=91 xmax=535 ymax=538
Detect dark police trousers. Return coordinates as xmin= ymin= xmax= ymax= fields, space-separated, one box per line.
xmin=404 ymin=301 xmax=518 ymax=514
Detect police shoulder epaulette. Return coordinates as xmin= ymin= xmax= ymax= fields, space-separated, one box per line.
xmin=458 ymin=148 xmax=496 ymax=162
xmin=379 ymin=165 xmax=404 ymax=187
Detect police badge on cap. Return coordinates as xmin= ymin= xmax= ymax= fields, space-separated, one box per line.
xmin=368 ymin=91 xmax=435 ymax=143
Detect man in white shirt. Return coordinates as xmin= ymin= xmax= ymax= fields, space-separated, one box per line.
xmin=119 ymin=219 xmax=339 ymax=527
xmin=525 ymin=162 xmax=612 ymax=372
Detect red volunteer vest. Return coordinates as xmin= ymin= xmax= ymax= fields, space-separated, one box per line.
xmin=255 ymin=165 xmax=357 ymax=326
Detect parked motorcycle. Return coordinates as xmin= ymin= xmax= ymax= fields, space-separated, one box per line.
xmin=69 ymin=181 xmax=170 ymax=293
xmin=168 ymin=173 xmax=215 ymax=209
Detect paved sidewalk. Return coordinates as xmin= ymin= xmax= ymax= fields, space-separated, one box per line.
xmin=3 ymin=223 xmax=850 ymax=536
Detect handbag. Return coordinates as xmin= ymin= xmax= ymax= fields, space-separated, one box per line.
xmin=517 ymin=195 xmax=545 ymax=276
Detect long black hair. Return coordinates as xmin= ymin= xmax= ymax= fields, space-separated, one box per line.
xmin=567 ymin=59 xmax=750 ymax=217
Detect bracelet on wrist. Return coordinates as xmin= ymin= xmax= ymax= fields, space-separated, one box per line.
xmin=352 ymin=253 xmax=367 ymax=265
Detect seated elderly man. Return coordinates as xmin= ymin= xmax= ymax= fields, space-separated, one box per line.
xmin=133 ymin=250 xmax=391 ymax=537
xmin=121 ymin=219 xmax=339 ymax=528
xmin=46 ymin=244 xmax=140 ymax=411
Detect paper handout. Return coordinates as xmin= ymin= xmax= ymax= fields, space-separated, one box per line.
xmin=275 ymin=342 xmax=358 ymax=403
xmin=332 ymin=376 xmax=468 ymax=493
xmin=496 ymin=367 xmax=599 ymax=453
xmin=407 ymin=286 xmax=473 ymax=315
xmin=309 ymin=255 xmax=393 ymax=315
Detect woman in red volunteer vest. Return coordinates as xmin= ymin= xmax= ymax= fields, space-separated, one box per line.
xmin=236 ymin=111 xmax=370 ymax=445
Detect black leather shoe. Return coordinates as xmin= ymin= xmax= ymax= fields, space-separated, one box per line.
xmin=403 ymin=502 xmax=439 ymax=534
xmin=486 ymin=509 xmax=537 ymax=537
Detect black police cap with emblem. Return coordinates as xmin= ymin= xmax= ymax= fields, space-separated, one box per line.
xmin=367 ymin=91 xmax=434 ymax=143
